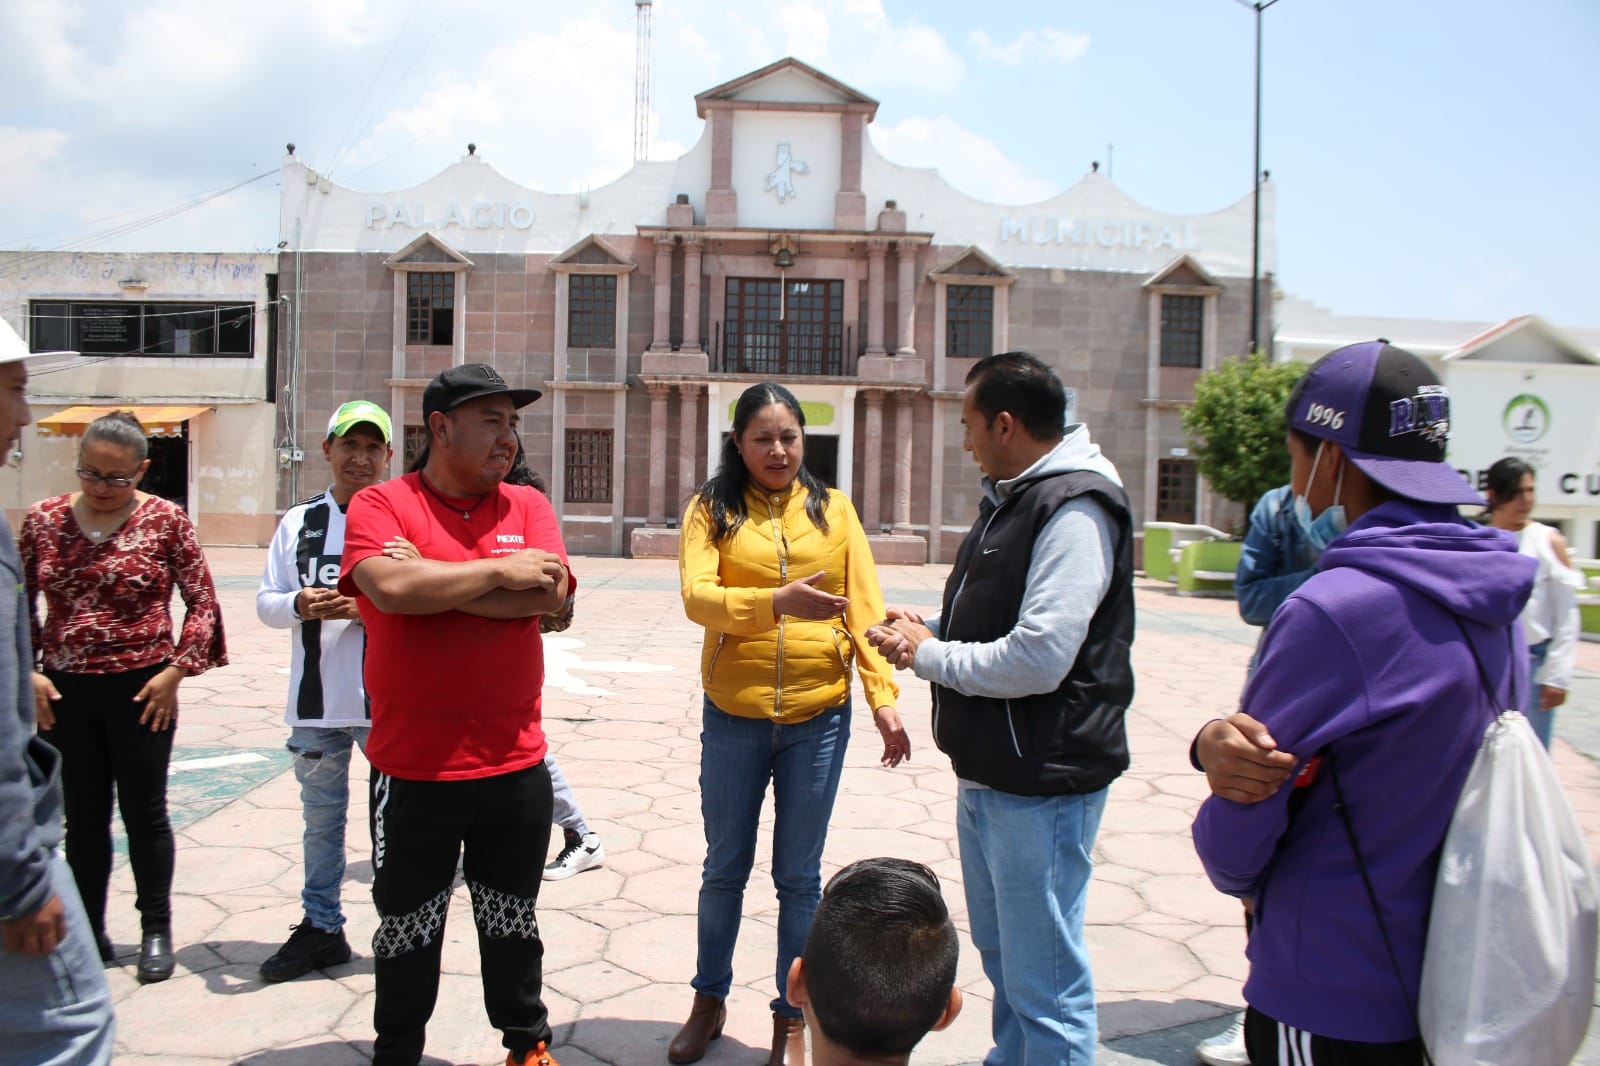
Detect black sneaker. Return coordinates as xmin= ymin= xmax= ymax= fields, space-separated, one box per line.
xmin=258 ymin=922 xmax=352 ymax=983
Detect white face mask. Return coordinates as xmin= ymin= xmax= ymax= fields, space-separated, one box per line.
xmin=1292 ymin=441 xmax=1348 ymax=553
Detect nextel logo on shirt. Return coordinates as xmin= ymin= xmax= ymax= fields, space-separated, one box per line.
xmin=496 ymin=534 xmax=525 ymax=545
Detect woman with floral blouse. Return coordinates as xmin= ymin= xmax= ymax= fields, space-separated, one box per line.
xmin=20 ymin=410 xmax=227 ymax=983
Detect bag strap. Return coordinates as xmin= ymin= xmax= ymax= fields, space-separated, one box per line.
xmin=1450 ymin=616 xmax=1518 ymax=715
xmin=1326 ymin=757 xmax=1433 ymax=1066
xmin=1327 ymin=616 xmax=1514 ymax=1066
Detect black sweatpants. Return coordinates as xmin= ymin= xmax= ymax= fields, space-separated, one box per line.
xmin=368 ymin=761 xmax=554 ymax=1066
xmin=1245 ymin=1007 xmax=1424 ymax=1066
xmin=41 ymin=664 xmax=176 ymax=937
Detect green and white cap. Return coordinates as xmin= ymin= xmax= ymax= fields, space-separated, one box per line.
xmin=326 ymin=400 xmax=392 ymax=443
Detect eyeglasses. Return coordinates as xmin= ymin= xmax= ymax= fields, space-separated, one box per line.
xmin=76 ymin=468 xmax=137 ymax=488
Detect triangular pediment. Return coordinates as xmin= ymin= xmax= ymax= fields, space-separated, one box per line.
xmin=928 ymin=246 xmax=1015 ymax=281
xmin=696 ymin=58 xmax=878 ymax=118
xmin=385 ymin=232 xmax=472 ymax=268
xmin=549 ymin=234 xmax=635 ymax=271
xmin=1444 ymin=314 xmax=1599 ymax=365
xmin=1144 ymin=254 xmax=1220 ymax=290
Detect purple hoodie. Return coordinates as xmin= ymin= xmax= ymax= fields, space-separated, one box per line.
xmin=1192 ymin=498 xmax=1536 ymax=1044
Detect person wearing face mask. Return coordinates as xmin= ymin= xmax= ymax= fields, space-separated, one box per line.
xmin=1188 ymin=341 xmax=1535 ymax=1065
xmin=1201 ymin=464 xmax=1340 ymax=1065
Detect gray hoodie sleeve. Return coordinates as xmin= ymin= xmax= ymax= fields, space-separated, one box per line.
xmin=0 ymin=523 xmax=53 ymax=922
xmin=912 ymin=496 xmax=1114 ymax=699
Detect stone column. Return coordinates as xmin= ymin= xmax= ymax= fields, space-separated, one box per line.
xmin=895 ymin=244 xmax=917 ymax=355
xmin=646 ymin=382 xmax=671 ymax=525
xmin=865 ymin=240 xmax=888 ymax=356
xmin=681 ymin=237 xmax=703 ymax=353
xmin=892 ymin=393 xmax=915 ymax=534
xmin=861 ymin=390 xmax=885 ymax=531
xmin=650 ymin=237 xmax=674 ymax=352
xmin=677 ymin=383 xmax=701 ymax=515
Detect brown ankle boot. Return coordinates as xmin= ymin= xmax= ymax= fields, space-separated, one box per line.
xmin=766 ymin=1012 xmax=804 ymax=1066
xmin=667 ymin=992 xmax=726 ymax=1064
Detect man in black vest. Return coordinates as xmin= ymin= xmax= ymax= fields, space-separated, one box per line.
xmin=870 ymin=351 xmax=1134 ymax=1065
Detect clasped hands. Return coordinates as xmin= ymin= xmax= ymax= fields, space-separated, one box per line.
xmin=865 ymin=608 xmax=933 ymax=671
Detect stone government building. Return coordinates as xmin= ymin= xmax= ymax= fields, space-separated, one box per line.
xmin=276 ymin=57 xmax=1266 ymax=561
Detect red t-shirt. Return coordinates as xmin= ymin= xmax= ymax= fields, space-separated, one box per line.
xmin=338 ymin=473 xmax=574 ymax=781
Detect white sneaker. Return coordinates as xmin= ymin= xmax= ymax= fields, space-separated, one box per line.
xmin=1195 ymin=1013 xmax=1248 ymax=1066
xmin=544 ymin=830 xmax=604 ymax=881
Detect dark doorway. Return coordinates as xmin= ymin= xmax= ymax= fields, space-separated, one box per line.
xmin=803 ymin=435 xmax=838 ymax=488
xmin=144 ymin=435 xmax=190 ymax=513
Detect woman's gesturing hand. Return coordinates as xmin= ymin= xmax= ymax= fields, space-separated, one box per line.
xmin=772 ymin=571 xmax=848 ymax=620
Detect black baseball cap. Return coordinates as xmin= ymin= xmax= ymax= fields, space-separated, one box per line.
xmin=422 ymin=363 xmax=542 ymax=421
xmin=1289 ymin=340 xmax=1482 ymax=506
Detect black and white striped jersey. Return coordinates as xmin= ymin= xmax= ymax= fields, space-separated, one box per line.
xmin=256 ymin=488 xmax=370 ymax=728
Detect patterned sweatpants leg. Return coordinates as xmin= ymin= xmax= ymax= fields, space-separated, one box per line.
xmin=465 ymin=762 xmax=554 ymax=1059
xmin=368 ymin=763 xmax=554 ymax=1066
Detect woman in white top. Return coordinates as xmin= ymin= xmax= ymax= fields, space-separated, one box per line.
xmin=1484 ymin=458 xmax=1584 ymax=749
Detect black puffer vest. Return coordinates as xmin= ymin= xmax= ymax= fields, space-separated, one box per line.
xmin=931 ymin=469 xmax=1134 ymax=796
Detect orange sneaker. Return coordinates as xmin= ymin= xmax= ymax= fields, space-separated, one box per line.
xmin=507 ymin=1042 xmax=559 ymax=1066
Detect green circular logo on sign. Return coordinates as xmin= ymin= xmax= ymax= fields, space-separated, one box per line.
xmin=1502 ymin=393 xmax=1549 ymax=444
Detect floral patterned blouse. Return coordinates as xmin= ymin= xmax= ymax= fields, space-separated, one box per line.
xmin=19 ymin=493 xmax=227 ymax=676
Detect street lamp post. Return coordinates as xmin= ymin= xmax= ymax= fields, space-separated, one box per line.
xmin=1235 ymin=0 xmax=1278 ymax=356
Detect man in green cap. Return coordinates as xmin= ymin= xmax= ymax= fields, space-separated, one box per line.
xmin=255 ymin=399 xmax=393 ymax=982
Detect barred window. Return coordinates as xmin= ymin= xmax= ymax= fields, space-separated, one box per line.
xmin=406 ymin=273 xmax=454 ymax=345
xmin=1156 ymin=458 xmax=1198 ymax=523
xmin=564 ymin=429 xmax=613 ymax=504
xmin=403 ymin=424 xmax=428 ymax=470
xmin=945 ymin=285 xmax=994 ymax=359
xmin=567 ymin=275 xmax=617 ymax=348
xmin=1159 ymin=294 xmax=1203 ymax=368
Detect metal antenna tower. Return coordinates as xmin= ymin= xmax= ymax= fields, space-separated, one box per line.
xmin=634 ymin=0 xmax=653 ymax=163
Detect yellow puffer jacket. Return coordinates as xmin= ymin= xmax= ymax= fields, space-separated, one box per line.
xmin=680 ymin=481 xmax=898 ymax=722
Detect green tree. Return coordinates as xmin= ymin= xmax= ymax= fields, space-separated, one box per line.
xmin=1181 ymin=352 xmax=1305 ymax=514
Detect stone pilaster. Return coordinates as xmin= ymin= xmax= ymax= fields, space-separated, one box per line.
xmin=681 ymin=237 xmax=703 ymax=353
xmin=677 ymin=383 xmax=701 ymax=514
xmin=892 ymin=393 xmax=914 ymax=534
xmin=865 ymin=239 xmax=888 ymax=356
xmin=896 ymin=243 xmax=917 ymax=355
xmin=646 ymin=382 xmax=671 ymax=525
xmin=649 ymin=237 xmax=675 ymax=352
xmin=861 ymin=390 xmax=885 ymax=530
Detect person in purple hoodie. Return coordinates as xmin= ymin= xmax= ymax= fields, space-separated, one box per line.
xmin=1190 ymin=341 xmax=1536 ymax=1066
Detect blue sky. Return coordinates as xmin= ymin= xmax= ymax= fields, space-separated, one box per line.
xmin=2 ymin=0 xmax=1595 ymax=328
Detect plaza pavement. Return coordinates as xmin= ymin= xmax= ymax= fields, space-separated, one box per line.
xmin=97 ymin=548 xmax=1600 ymax=1066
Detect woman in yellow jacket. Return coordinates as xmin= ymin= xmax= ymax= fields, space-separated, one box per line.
xmin=670 ymin=382 xmax=909 ymax=1066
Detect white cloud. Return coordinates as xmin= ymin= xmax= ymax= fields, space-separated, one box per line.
xmin=338 ymin=16 xmax=640 ymax=193
xmin=968 ymin=28 xmax=1091 ymax=67
xmin=872 ymin=116 xmax=1058 ymax=205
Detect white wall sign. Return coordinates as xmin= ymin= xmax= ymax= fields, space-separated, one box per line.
xmin=1447 ymin=364 xmax=1600 ymax=504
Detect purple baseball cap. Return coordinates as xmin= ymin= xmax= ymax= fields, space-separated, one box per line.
xmin=1288 ymin=340 xmax=1483 ymax=507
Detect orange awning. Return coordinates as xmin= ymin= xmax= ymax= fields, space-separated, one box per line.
xmin=35 ymin=405 xmax=213 ymax=439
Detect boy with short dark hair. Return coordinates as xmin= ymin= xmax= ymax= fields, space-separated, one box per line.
xmin=786 ymin=858 xmax=962 ymax=1065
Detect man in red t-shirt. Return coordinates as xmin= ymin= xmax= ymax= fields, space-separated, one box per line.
xmin=339 ymin=363 xmax=572 ymax=1066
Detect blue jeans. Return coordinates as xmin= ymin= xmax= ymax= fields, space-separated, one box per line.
xmin=288 ymin=725 xmax=369 ymax=932
xmin=0 ymin=852 xmax=115 ymax=1065
xmin=692 ymin=696 xmax=850 ymax=1017
xmin=958 ymin=782 xmax=1108 ymax=1066
xmin=1526 ymin=642 xmax=1554 ymax=749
